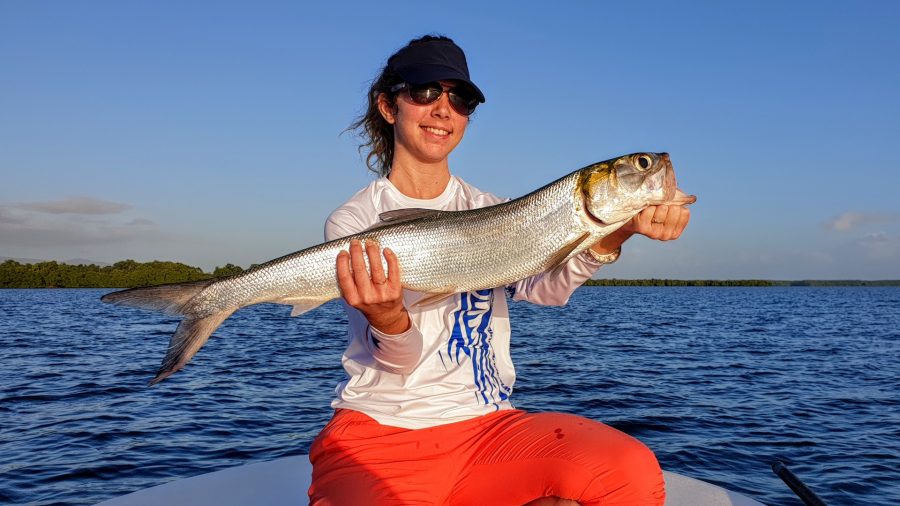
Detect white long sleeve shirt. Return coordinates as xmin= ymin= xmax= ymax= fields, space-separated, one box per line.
xmin=324 ymin=175 xmax=603 ymax=429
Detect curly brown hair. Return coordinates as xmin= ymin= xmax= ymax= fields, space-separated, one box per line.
xmin=349 ymin=35 xmax=456 ymax=177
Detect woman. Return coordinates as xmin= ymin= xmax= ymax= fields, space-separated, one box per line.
xmin=309 ymin=35 xmax=690 ymax=505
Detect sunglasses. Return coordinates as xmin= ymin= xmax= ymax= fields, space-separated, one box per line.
xmin=389 ymin=82 xmax=480 ymax=116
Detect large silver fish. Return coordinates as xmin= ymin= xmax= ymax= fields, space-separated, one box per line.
xmin=102 ymin=152 xmax=695 ymax=384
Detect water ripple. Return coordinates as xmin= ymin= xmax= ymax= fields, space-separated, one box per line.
xmin=1 ymin=287 xmax=898 ymax=504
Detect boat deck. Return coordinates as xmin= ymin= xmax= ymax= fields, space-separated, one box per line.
xmin=96 ymin=454 xmax=765 ymax=505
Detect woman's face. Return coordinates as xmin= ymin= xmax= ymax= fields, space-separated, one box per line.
xmin=379 ymin=81 xmax=469 ymax=167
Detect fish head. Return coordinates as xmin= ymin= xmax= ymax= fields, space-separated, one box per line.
xmin=579 ymin=152 xmax=696 ymax=225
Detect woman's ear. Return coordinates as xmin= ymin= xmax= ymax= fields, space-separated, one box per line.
xmin=377 ymin=93 xmax=396 ymax=124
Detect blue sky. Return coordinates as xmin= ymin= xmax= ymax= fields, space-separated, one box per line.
xmin=1 ymin=1 xmax=898 ymax=279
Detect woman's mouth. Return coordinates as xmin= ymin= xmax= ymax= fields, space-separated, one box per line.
xmin=422 ymin=126 xmax=450 ymax=137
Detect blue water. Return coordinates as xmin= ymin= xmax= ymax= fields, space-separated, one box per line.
xmin=1 ymin=287 xmax=898 ymax=505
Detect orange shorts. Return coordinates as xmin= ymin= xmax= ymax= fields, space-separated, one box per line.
xmin=308 ymin=409 xmax=665 ymax=505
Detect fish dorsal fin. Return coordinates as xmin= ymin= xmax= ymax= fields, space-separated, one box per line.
xmin=363 ymin=208 xmax=449 ymax=233
xmin=379 ymin=208 xmax=446 ymax=224
xmin=546 ymin=232 xmax=591 ymax=269
xmin=379 ymin=208 xmax=444 ymax=222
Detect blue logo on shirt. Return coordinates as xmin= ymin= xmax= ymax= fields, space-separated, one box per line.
xmin=446 ymin=289 xmax=510 ymax=407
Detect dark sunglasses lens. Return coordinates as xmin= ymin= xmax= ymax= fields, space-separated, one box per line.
xmin=407 ymin=83 xmax=443 ymax=105
xmin=406 ymin=82 xmax=478 ymax=115
xmin=449 ymin=90 xmax=478 ymax=115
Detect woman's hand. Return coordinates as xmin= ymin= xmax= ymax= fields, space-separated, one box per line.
xmin=623 ymin=204 xmax=691 ymax=241
xmin=589 ymin=204 xmax=691 ymax=255
xmin=336 ymin=239 xmax=410 ymax=335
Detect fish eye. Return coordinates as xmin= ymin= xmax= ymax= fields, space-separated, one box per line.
xmin=635 ymin=154 xmax=653 ymax=170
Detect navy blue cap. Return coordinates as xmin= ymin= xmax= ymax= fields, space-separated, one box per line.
xmin=387 ymin=39 xmax=485 ymax=103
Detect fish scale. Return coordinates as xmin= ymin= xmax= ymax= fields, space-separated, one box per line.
xmin=101 ymin=152 xmax=695 ymax=384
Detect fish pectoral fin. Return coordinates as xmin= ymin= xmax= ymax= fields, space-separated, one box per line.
xmin=411 ymin=289 xmax=457 ymax=308
xmin=547 ymin=232 xmax=591 ymax=269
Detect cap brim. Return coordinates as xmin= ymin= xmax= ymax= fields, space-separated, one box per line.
xmin=395 ymin=64 xmax=485 ymax=103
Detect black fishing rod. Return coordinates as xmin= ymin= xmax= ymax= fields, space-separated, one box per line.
xmin=771 ymin=461 xmax=827 ymax=506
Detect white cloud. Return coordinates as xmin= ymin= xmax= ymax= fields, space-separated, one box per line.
xmin=0 ymin=208 xmax=26 ymax=224
xmin=127 ymin=218 xmax=157 ymax=226
xmin=14 ymin=197 xmax=130 ymax=215
xmin=825 ymin=212 xmax=897 ymax=231
xmin=860 ymin=231 xmax=889 ymax=244
xmin=0 ymin=218 xmax=167 ymax=248
xmin=0 ymin=197 xmax=165 ymax=250
xmin=856 ymin=231 xmax=899 ymax=263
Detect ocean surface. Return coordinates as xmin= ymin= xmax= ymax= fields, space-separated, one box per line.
xmin=1 ymin=287 xmax=898 ymax=505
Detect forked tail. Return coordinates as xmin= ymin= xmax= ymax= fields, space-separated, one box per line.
xmin=101 ymin=280 xmax=235 ymax=385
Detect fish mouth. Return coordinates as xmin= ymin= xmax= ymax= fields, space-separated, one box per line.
xmin=652 ymin=154 xmax=697 ymax=206
xmin=580 ymin=153 xmax=697 ymax=226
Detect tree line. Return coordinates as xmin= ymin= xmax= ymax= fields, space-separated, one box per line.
xmin=583 ymin=279 xmax=900 ymax=287
xmin=1 ymin=259 xmax=897 ymax=288
xmin=0 ymin=260 xmax=244 ymax=288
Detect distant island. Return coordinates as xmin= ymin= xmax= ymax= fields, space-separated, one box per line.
xmin=582 ymin=279 xmax=900 ymax=287
xmin=1 ymin=259 xmax=897 ymax=288
xmin=0 ymin=259 xmax=244 ymax=288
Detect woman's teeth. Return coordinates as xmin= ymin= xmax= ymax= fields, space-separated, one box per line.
xmin=423 ymin=127 xmax=449 ymax=136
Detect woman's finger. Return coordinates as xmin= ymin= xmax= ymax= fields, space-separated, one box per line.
xmin=335 ymin=250 xmax=359 ymax=304
xmin=384 ymin=247 xmax=402 ymax=291
xmin=660 ymin=206 xmax=679 ymax=240
xmin=634 ymin=207 xmax=654 ymax=232
xmin=673 ymin=206 xmax=691 ymax=239
xmin=660 ymin=206 xmax=689 ymax=240
xmin=366 ymin=240 xmax=387 ymax=286
xmin=349 ymin=239 xmax=371 ymax=288
xmin=651 ymin=205 xmax=669 ymax=226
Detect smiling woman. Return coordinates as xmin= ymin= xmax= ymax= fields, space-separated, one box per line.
xmin=311 ymin=34 xmax=692 ymax=505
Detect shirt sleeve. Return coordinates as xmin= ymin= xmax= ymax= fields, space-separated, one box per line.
xmin=509 ymin=251 xmax=603 ymax=306
xmin=324 ymin=208 xmax=367 ymax=242
xmin=325 ymin=205 xmax=426 ymax=374
xmin=365 ymin=325 xmax=425 ymax=375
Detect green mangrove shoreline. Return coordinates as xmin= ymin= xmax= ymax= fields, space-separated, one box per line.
xmin=583 ymin=279 xmax=900 ymax=286
xmin=1 ymin=259 xmax=898 ymax=288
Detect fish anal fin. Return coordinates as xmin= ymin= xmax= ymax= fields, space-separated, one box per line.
xmin=272 ymin=296 xmax=329 ymax=317
xmin=547 ymin=232 xmax=591 ymax=269
xmin=290 ymin=301 xmax=327 ymax=317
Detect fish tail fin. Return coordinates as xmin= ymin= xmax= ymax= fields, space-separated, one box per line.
xmin=102 ymin=280 xmax=236 ymax=384
xmin=101 ymin=279 xmax=214 ymax=316
xmin=149 ymin=308 xmax=235 ymax=385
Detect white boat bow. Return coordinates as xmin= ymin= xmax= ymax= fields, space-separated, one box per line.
xmin=96 ymin=454 xmax=765 ymax=505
